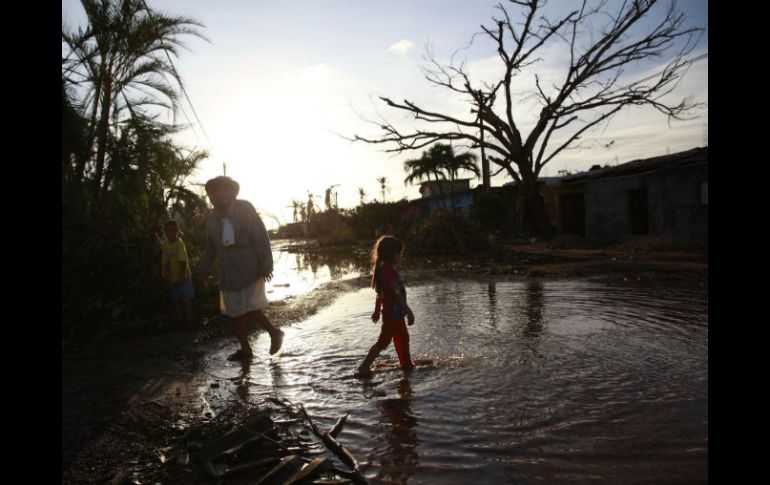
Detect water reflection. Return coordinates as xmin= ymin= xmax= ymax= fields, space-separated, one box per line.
xmin=235 ymin=359 xmax=252 ymax=405
xmin=266 ymin=245 xmax=368 ymax=301
xmin=202 ymin=279 xmax=708 ymax=483
xmin=268 ymin=360 xmax=286 ymax=398
xmin=376 ymin=377 xmax=420 ymax=484
xmin=524 ymin=281 xmax=544 ymax=337
xmin=487 ymin=282 xmax=499 ymax=330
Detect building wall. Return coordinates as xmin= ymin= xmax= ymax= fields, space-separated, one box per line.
xmin=421 ymin=180 xmax=471 ymax=198
xmin=581 ymin=164 xmax=707 ymax=241
xmin=555 ymin=186 xmax=586 ymax=236
xmin=426 ymin=192 xmax=475 ymax=215
xmin=540 ymin=184 xmax=561 ymax=224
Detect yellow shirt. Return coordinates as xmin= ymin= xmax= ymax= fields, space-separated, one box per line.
xmin=161 ymin=239 xmax=192 ymax=283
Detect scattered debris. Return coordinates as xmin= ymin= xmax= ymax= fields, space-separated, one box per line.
xmin=87 ymin=396 xmax=367 ymax=484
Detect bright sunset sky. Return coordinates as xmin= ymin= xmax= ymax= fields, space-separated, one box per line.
xmin=62 ymin=0 xmax=708 ymax=229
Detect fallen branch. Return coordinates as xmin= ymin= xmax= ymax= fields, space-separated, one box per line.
xmin=323 ymin=432 xmax=360 ymax=472
xmin=329 ymin=413 xmax=349 ymax=438
xmin=226 ymin=457 xmax=280 ymax=476
xmin=299 ymin=405 xmax=368 ymax=485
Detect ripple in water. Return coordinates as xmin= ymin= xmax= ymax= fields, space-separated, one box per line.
xmin=204 ymin=278 xmax=707 ymax=484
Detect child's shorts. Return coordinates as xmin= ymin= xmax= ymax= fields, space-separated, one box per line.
xmin=169 ymin=278 xmax=194 ymax=303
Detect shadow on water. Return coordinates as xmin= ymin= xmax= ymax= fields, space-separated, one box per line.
xmin=235 ymin=360 xmax=251 ymax=405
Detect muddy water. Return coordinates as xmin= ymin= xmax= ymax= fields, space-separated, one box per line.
xmin=265 ymin=243 xmax=366 ymax=301
xmin=203 ymin=260 xmax=707 ymax=484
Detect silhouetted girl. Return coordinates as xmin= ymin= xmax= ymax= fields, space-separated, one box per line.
xmin=356 ymin=235 xmax=415 ymax=377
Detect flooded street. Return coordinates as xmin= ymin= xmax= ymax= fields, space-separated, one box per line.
xmin=200 ymin=251 xmax=708 ymax=484
xmin=264 ymin=242 xmax=366 ymax=301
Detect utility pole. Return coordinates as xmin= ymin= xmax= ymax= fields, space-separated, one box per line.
xmin=480 ymin=115 xmax=489 ymax=192
xmin=472 ymin=90 xmax=490 ymax=193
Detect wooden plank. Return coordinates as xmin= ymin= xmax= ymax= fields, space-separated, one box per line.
xmin=283 ymin=457 xmax=330 ymax=485
xmin=255 ymin=455 xmax=305 ymax=485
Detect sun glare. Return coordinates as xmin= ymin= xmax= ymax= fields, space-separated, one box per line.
xmin=205 ymin=86 xmax=352 ymax=228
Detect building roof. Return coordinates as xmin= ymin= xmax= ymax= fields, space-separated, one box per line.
xmin=563 ymin=146 xmax=708 ymax=182
xmin=504 ymin=177 xmax=561 ymax=187
xmin=419 ymin=178 xmax=474 ymax=185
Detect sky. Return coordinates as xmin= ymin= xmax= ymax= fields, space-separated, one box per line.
xmin=62 ymin=0 xmax=708 ymax=229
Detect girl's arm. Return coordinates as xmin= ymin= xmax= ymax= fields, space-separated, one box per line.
xmin=388 ymin=281 xmax=415 ymax=325
xmin=371 ymin=296 xmax=382 ymax=323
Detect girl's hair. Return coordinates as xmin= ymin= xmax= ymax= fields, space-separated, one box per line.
xmin=371 ymin=235 xmax=404 ymax=294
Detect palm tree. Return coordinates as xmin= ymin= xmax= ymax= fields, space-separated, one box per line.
xmin=404 ymin=143 xmax=479 ymax=205
xmin=324 ymin=184 xmax=339 ymax=211
xmin=440 ymin=145 xmax=479 ymax=184
xmin=289 ymin=199 xmax=303 ymax=222
xmin=62 ymin=0 xmax=206 ymax=196
xmin=376 ymin=176 xmax=388 ymax=202
xmin=62 ymin=79 xmax=89 ymax=187
xmin=403 ymin=150 xmax=444 ymax=188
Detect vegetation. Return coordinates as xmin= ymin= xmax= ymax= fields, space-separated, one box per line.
xmin=62 ymin=0 xmax=209 ymax=341
xmin=278 ymin=144 xmax=488 ymax=250
xmin=412 ymin=212 xmax=489 ymax=255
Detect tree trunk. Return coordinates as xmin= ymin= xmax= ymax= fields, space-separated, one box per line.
xmin=516 ymin=183 xmax=553 ymax=237
xmin=516 ymin=161 xmax=554 ymax=238
xmin=93 ymin=75 xmax=113 ymax=198
xmin=76 ymin=73 xmax=104 ymax=186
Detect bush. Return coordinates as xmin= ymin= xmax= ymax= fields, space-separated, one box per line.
xmin=344 ymin=200 xmax=410 ymax=240
xmin=412 ymin=212 xmax=489 ymax=255
xmin=470 ymin=191 xmax=507 ymax=233
xmin=318 ymin=226 xmax=357 ymax=247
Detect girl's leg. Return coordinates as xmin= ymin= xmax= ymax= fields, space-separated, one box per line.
xmin=359 ymin=340 xmax=387 ymax=372
xmin=359 ymin=322 xmax=394 ymax=373
xmin=391 ymin=319 xmax=414 ymax=370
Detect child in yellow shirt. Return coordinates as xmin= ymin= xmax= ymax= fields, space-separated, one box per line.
xmin=155 ymin=220 xmax=194 ymax=323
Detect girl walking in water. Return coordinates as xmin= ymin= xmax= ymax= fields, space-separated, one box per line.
xmin=356 ymin=235 xmax=415 ymax=377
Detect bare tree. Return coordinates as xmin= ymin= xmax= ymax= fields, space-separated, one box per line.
xmin=353 ymin=0 xmax=703 ymax=236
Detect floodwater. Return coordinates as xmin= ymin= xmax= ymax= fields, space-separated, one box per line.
xmin=264 ymin=241 xmax=366 ymax=301
xmin=202 ymin=247 xmax=708 ymax=484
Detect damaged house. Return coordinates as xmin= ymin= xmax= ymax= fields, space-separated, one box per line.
xmin=555 ymin=147 xmax=708 ymax=241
